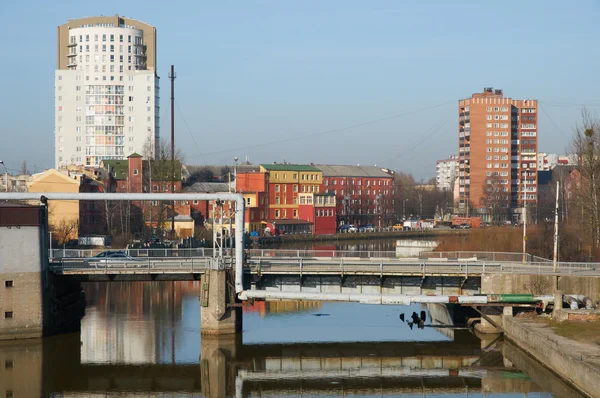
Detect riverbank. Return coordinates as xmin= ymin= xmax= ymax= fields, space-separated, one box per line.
xmin=503 ymin=316 xmax=600 ymax=398
xmin=276 ymin=228 xmax=468 ymax=243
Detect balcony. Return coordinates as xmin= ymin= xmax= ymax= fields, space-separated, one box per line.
xmin=67 ymin=41 xmax=77 ymax=47
xmin=67 ymin=51 xmax=77 ymax=57
xmin=67 ymin=60 xmax=77 ymax=68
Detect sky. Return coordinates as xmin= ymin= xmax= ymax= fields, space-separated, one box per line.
xmin=1 ymin=0 xmax=599 ymax=179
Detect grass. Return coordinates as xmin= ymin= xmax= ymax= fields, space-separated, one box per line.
xmin=544 ymin=319 xmax=600 ymax=345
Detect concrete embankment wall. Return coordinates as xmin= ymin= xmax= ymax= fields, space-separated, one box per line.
xmin=503 ymin=317 xmax=599 ymax=398
xmin=481 ymin=274 xmax=600 ymax=301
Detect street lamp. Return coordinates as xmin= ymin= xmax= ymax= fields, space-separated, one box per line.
xmin=233 ymin=157 xmax=239 ymax=192
xmin=522 ymin=166 xmax=529 ymax=263
xmin=0 ymin=160 xmax=8 ymax=192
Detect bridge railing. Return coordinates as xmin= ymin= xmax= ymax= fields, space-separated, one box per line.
xmin=418 ymin=251 xmax=552 ymax=263
xmin=50 ymin=256 xmax=218 ymax=273
xmin=50 ymin=248 xmax=222 ymax=260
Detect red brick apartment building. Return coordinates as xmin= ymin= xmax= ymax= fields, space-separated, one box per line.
xmin=317 ymin=165 xmax=394 ymax=227
xmin=458 ymin=88 xmax=538 ymax=223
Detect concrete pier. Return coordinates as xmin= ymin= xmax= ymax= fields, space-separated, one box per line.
xmin=200 ymin=269 xmax=242 ymax=336
xmin=200 ymin=335 xmax=241 ymax=398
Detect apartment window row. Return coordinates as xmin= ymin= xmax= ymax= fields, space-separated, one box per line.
xmin=317 ymin=209 xmax=334 ymax=217
xmin=486 ymin=115 xmax=509 ymax=121
xmin=486 ymin=171 xmax=509 ymax=177
xmin=486 ymin=163 xmax=509 ymax=169
xmin=76 ymin=34 xmax=135 ymax=44
xmin=486 ymin=106 xmax=509 ymax=112
xmin=486 ymin=131 xmax=509 ymax=137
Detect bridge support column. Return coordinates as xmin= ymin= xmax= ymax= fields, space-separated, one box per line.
xmin=200 ymin=269 xmax=242 ymax=336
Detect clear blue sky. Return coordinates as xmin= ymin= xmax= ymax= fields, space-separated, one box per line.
xmin=1 ymin=0 xmax=599 ymax=179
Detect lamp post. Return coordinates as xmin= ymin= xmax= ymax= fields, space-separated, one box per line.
xmin=522 ymin=167 xmax=529 ymax=263
xmin=0 ymin=160 xmax=8 ymax=192
xmin=402 ymin=198 xmax=408 ymax=220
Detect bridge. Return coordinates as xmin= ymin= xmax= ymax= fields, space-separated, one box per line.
xmin=1 ymin=192 xmax=599 ymax=341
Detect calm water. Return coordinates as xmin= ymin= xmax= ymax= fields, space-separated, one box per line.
xmin=0 ymin=281 xmax=583 ymax=397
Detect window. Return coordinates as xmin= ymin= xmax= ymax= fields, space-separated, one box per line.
xmin=486 ymin=115 xmax=492 ymax=120
xmin=486 ymin=139 xmax=492 ymax=144
xmin=5 ymin=280 xmax=13 ymax=288
xmin=486 ymin=123 xmax=492 ymax=128
xmin=486 ymin=131 xmax=492 ymax=136
xmin=486 ymin=148 xmax=492 ymax=152
xmin=293 ymin=209 xmax=298 ymax=218
xmin=4 ymin=312 xmax=13 ymax=319
xmin=275 ymin=210 xmax=280 ymax=218
xmin=133 ymin=169 xmax=138 ymax=175
xmin=494 ymin=107 xmax=499 ymax=112
xmin=120 ymin=34 xmax=124 ymax=42
xmin=275 ymin=185 xmax=280 ymax=192
xmin=110 ymin=34 xmax=114 ymax=42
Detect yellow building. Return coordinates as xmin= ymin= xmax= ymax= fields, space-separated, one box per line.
xmin=27 ymin=169 xmax=80 ymax=241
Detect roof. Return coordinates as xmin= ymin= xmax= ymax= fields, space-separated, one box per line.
xmin=182 ymin=182 xmax=230 ymax=193
xmin=184 ymin=164 xmax=261 ymax=180
xmin=316 ymin=164 xmax=393 ymax=178
xmin=261 ymin=164 xmax=321 ymax=172
xmin=128 ymin=153 xmax=142 ymax=158
xmin=101 ymin=160 xmax=129 ymax=180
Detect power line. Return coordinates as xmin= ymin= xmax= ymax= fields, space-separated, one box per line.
xmin=174 ymin=100 xmax=207 ymax=165
xmin=379 ymin=111 xmax=452 ymax=166
xmin=184 ymin=101 xmax=454 ymax=160
xmin=540 ymin=106 xmax=569 ymax=140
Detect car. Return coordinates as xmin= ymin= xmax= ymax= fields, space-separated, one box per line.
xmin=392 ymin=223 xmax=403 ymax=231
xmin=362 ymin=224 xmax=375 ymax=232
xmin=455 ymin=223 xmax=471 ymax=229
xmin=338 ymin=224 xmax=351 ymax=233
xmin=347 ymin=224 xmax=358 ymax=233
xmin=85 ymin=251 xmax=142 ymax=267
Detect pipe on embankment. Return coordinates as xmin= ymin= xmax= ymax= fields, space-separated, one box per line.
xmin=238 ymin=291 xmax=554 ymax=305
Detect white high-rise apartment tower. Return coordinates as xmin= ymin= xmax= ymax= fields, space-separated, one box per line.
xmin=55 ymin=15 xmax=159 ymax=168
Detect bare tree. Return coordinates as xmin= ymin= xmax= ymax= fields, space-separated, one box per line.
xmin=480 ymin=174 xmax=510 ymax=225
xmin=50 ymin=218 xmax=79 ymax=246
xmin=570 ymin=109 xmax=600 ymax=249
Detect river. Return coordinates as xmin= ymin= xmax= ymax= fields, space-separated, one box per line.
xmin=0 ymin=281 xmax=583 ymax=397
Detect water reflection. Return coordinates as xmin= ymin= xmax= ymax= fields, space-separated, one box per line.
xmin=0 ymin=281 xmax=582 ymax=397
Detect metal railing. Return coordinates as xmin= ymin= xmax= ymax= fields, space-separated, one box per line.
xmin=49 ymin=255 xmax=599 ymax=277
xmin=51 ymin=256 xmax=220 ymax=274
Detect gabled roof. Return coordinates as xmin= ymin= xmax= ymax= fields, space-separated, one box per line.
xmin=316 ymin=164 xmax=393 ymax=178
xmin=29 ymin=168 xmax=80 ymax=186
xmin=261 ymin=164 xmax=321 ymax=172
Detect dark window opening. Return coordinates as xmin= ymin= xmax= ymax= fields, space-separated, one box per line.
xmin=5 ymin=312 xmax=13 ymax=319
xmin=5 ymin=280 xmax=13 ymax=288
xmin=5 ymin=360 xmax=13 ymax=369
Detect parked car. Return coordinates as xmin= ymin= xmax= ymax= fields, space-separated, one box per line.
xmin=362 ymin=224 xmax=375 ymax=232
xmin=392 ymin=223 xmax=403 ymax=231
xmin=453 ymin=223 xmax=471 ymax=229
xmin=347 ymin=224 xmax=358 ymax=233
xmin=339 ymin=224 xmax=351 ymax=233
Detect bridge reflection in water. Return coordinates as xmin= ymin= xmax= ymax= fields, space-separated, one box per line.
xmin=0 ymin=282 xmax=577 ymax=398
xmin=0 ymin=330 xmax=570 ymax=398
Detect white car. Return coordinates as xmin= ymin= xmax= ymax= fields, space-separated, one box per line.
xmin=347 ymin=224 xmax=358 ymax=233
xmin=85 ymin=251 xmax=142 ymax=267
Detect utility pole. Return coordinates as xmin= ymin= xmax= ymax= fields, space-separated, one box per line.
xmin=553 ymin=180 xmax=560 ymax=272
xmin=169 ymin=65 xmax=176 ymax=236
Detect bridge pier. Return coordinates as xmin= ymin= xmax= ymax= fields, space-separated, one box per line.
xmin=200 ymin=269 xmax=242 ymax=336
